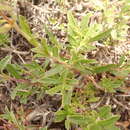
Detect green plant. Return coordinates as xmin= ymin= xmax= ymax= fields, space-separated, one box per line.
xmin=0 ymin=0 xmax=130 ymax=129
xmin=0 ymin=107 xmax=26 ymax=130
xmin=55 ymin=105 xmax=120 ymax=130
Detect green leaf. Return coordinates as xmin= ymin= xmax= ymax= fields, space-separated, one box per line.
xmin=44 ymin=65 xmax=63 ymax=78
xmin=67 ymin=11 xmax=78 ymax=27
xmin=18 ymin=16 xmax=39 ymax=47
xmin=80 ymin=13 xmax=92 ymax=35
xmin=67 ymin=115 xmax=88 ymax=125
xmin=65 ymin=119 xmax=71 ymax=130
xmin=112 ymin=69 xmax=130 ymax=77
xmin=74 ymin=59 xmax=97 ymax=64
xmin=88 ymin=28 xmax=112 ymax=43
xmin=44 ymin=25 xmax=60 ymax=48
xmin=97 ymin=116 xmax=120 ymax=127
xmin=100 ymin=78 xmax=123 ymax=92
xmin=98 ymin=106 xmax=111 ymax=119
xmin=118 ymin=55 xmax=126 ymax=66
xmin=40 ymin=38 xmax=50 ymax=56
xmin=39 ymin=127 xmax=48 ymax=130
xmin=0 ymin=34 xmax=9 ymax=46
xmin=38 ymin=77 xmax=62 ymax=85
xmin=6 ymin=64 xmax=21 ymax=79
xmin=87 ymin=123 xmax=101 ymax=130
xmin=54 ymin=110 xmax=67 ymax=122
xmin=94 ymin=64 xmax=118 ymax=73
xmin=11 ymin=84 xmax=31 ymax=104
xmin=87 ymin=97 xmax=100 ymax=103
xmin=52 ymin=46 xmax=59 ymax=57
xmin=121 ymin=3 xmax=130 ymax=13
xmin=111 ymin=29 xmax=117 ymax=40
xmin=67 ymin=11 xmax=82 ymax=44
xmin=46 ymin=85 xmax=62 ymax=95
xmin=0 ymin=107 xmax=22 ymax=129
xmin=103 ymin=124 xmax=120 ymax=130
xmin=0 ymin=55 xmax=12 ymax=72
xmin=62 ymin=85 xmax=73 ymax=107
xmin=32 ymin=38 xmax=50 ymax=57
xmin=19 ymin=15 xmax=32 ymax=35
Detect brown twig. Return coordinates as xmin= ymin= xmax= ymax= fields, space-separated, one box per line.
xmin=1 ymin=47 xmax=30 ymax=55
xmin=112 ymin=97 xmax=130 ymax=111
xmin=0 ymin=74 xmax=41 ymax=86
xmin=85 ymin=75 xmax=104 ymax=91
xmin=0 ymin=11 xmax=14 ymax=25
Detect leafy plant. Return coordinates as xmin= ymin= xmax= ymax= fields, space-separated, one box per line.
xmin=0 ymin=107 xmax=26 ymax=130
xmin=0 ymin=0 xmax=130 ymax=129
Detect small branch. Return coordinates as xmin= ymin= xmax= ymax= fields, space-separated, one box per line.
xmin=0 ymin=11 xmax=14 ymax=25
xmin=1 ymin=48 xmax=30 ymax=55
xmin=0 ymin=74 xmax=40 ymax=86
xmin=91 ymin=93 xmax=107 ymax=109
xmin=0 ymin=74 xmax=30 ymax=84
xmin=85 ymin=75 xmax=104 ymax=91
xmin=112 ymin=97 xmax=130 ymax=110
xmin=115 ymin=94 xmax=130 ymax=97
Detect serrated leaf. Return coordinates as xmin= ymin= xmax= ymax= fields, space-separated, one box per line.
xmin=0 ymin=55 xmax=12 ymax=72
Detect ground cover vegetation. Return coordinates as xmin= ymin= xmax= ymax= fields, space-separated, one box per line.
xmin=0 ymin=0 xmax=130 ymax=129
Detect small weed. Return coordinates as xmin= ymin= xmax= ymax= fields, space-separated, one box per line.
xmin=0 ymin=0 xmax=130 ymax=129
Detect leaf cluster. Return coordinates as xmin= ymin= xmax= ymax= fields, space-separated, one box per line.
xmin=0 ymin=0 xmax=130 ymax=129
